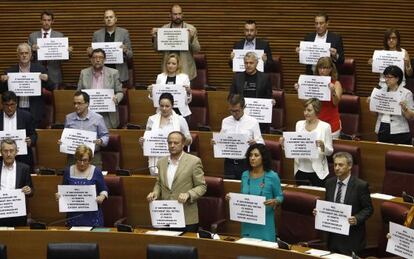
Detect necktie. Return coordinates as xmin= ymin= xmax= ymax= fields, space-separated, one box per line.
xmin=42 ymin=32 xmax=48 ymax=68
xmin=43 ymin=32 xmax=48 ymax=38
xmin=335 ymin=181 xmax=344 ymax=203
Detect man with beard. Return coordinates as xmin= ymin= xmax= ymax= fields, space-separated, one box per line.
xmin=151 ymin=4 xmax=200 ymax=80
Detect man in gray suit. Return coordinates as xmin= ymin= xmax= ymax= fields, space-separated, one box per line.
xmin=77 ymin=48 xmax=124 ymax=129
xmin=147 ymin=131 xmax=206 ymax=232
xmin=151 ymin=4 xmax=200 ymax=80
xmin=89 ymin=9 xmax=133 ymax=84
xmin=28 ymin=10 xmax=73 ymax=86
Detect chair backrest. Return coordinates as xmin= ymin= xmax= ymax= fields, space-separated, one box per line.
xmin=189 ymin=89 xmax=210 ymax=130
xmin=408 ymin=119 xmax=414 ymax=145
xmin=338 ymin=95 xmax=360 ymax=138
xmin=278 ymin=190 xmax=320 ymax=244
xmin=377 ymin=202 xmax=409 ymax=257
xmin=117 ymin=88 xmax=129 ymax=128
xmin=147 ymin=244 xmax=198 ymax=259
xmin=383 ymin=150 xmax=414 ymax=196
xmin=268 ymin=55 xmax=284 ymax=90
xmin=327 ymin=143 xmax=361 ymax=179
xmin=192 ymin=53 xmax=208 ymax=89
xmin=198 ymin=176 xmax=226 ymax=232
xmin=187 ymin=132 xmax=200 ymax=157
xmin=336 ymin=58 xmax=356 ymax=94
xmin=102 ymin=176 xmax=127 ymax=227
xmin=101 ymin=134 xmax=122 ymax=172
xmin=0 ymin=244 xmax=6 ymax=259
xmin=47 ymin=243 xmax=99 ymax=259
xmin=125 ymin=57 xmax=135 ymax=88
xmin=264 ymin=139 xmax=283 ymax=178
xmin=40 ymin=88 xmax=54 ymax=129
xmin=404 ymin=58 xmax=414 ymax=94
xmin=270 ymin=90 xmax=286 ymax=133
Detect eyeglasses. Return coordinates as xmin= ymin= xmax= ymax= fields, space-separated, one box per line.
xmin=76 ymin=158 xmax=90 ymax=164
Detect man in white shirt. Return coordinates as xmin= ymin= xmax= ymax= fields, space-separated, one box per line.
xmin=217 ymin=94 xmax=264 ymax=180
xmin=0 ymin=138 xmax=33 ymax=227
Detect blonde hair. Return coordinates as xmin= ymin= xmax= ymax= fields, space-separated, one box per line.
xmin=315 ymin=57 xmax=338 ymax=80
xmin=74 ymin=144 xmax=93 ymax=162
xmin=163 ymin=53 xmax=182 ymax=74
xmin=304 ymin=98 xmax=321 ymax=115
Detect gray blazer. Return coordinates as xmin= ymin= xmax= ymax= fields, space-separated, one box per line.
xmin=77 ymin=66 xmax=124 ymax=128
xmin=28 ymin=30 xmax=65 ymax=85
xmin=92 ymin=27 xmax=133 ymax=82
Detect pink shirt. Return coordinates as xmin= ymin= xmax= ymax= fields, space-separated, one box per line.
xmin=92 ymin=69 xmax=104 ymax=89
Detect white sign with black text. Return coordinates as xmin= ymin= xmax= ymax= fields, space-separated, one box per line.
xmin=244 ymin=98 xmax=273 ymax=123
xmin=0 ymin=189 xmax=26 ymax=219
xmin=386 ymin=222 xmax=414 ymax=259
xmin=213 ymin=133 xmax=249 ymax=159
xmin=232 ymin=49 xmax=265 ymax=72
xmin=58 ymin=185 xmax=98 ymax=212
xmin=299 ymin=41 xmax=331 ymax=65
xmin=37 ymin=37 xmax=69 ymax=60
xmin=315 ymin=200 xmax=352 ymax=235
xmin=229 ymin=192 xmax=265 ymax=225
xmin=298 ymin=75 xmax=331 ymax=101
xmin=150 ymin=200 xmax=185 ymax=228
xmin=157 ymin=28 xmax=189 ymax=51
xmin=91 ymin=42 xmax=123 ymax=64
xmin=7 ymin=72 xmax=41 ymax=96
xmin=143 ymin=130 xmax=170 ymax=157
xmin=82 ymin=89 xmax=116 ymax=113
xmin=59 ymin=128 xmax=96 ymax=155
xmin=369 ymin=88 xmax=402 ymax=115
xmin=282 ymin=131 xmax=318 ymax=159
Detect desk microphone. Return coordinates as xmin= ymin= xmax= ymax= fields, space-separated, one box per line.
xmin=29 ymin=213 xmax=85 ymax=230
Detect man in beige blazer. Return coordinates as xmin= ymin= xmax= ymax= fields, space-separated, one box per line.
xmin=147 ymin=131 xmax=206 ymax=232
xmin=78 ymin=48 xmax=123 ymax=129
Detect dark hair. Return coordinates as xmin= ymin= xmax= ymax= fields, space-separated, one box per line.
xmin=384 ymin=28 xmax=401 ymax=51
xmin=41 ymin=10 xmax=54 ymax=20
xmin=1 ymin=91 xmax=17 ymax=103
xmin=159 ymin=92 xmax=174 ymax=106
xmin=74 ymin=90 xmax=90 ymax=103
xmin=245 ymin=20 xmax=256 ymax=25
xmin=383 ymin=65 xmax=404 ymax=85
xmin=315 ymin=11 xmax=329 ymax=22
xmin=168 ymin=131 xmax=186 ymax=143
xmin=227 ymin=94 xmax=245 ymax=107
xmin=91 ymin=48 xmax=106 ymax=58
xmin=245 ymin=143 xmax=272 ymax=171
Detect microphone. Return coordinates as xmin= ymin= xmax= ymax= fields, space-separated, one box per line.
xmin=402 ymin=191 xmax=414 ymax=203
xmin=30 ymin=213 xmax=85 ymax=230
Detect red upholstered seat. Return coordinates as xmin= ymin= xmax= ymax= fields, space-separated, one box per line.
xmin=102 ymin=176 xmax=127 ymax=227
xmin=327 ymin=143 xmax=361 ymax=179
xmin=269 ymin=55 xmax=284 ymax=90
xmin=192 ymin=53 xmax=210 ymax=90
xmin=101 ymin=134 xmax=122 ymax=173
xmin=117 ymin=88 xmax=129 ymax=128
xmin=187 ymin=132 xmax=200 ymax=157
xmin=383 ymin=150 xmax=414 ymax=196
xmin=40 ymin=88 xmax=54 ymax=129
xmin=189 ymin=89 xmax=210 ymax=131
xmin=338 ymin=94 xmax=360 ymax=140
xmin=264 ymin=139 xmax=283 ymax=178
xmin=270 ymin=90 xmax=286 ymax=134
xmin=336 ymin=58 xmax=356 ymax=94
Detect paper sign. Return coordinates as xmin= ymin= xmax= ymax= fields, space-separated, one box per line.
xmin=157 ymin=28 xmax=189 ymax=51
xmin=7 ymin=72 xmax=41 ymax=96
xmin=92 ymin=42 xmax=123 ymax=64
xmin=152 ymin=84 xmax=186 ymax=108
xmin=315 ymin=200 xmax=352 ymax=235
xmin=82 ymin=89 xmax=116 ymax=113
xmin=37 ymin=37 xmax=69 ymax=60
xmin=143 ymin=130 xmax=169 ymax=157
xmin=59 ymin=128 xmax=96 ymax=155
xmin=244 ymin=98 xmax=273 ymax=123
xmin=372 ymin=50 xmax=405 ymax=73
xmin=298 ymin=75 xmax=331 ymax=101
xmin=299 ymin=41 xmax=331 ymax=65
xmin=150 ymin=200 xmax=185 ymax=228
xmin=0 ymin=129 xmax=28 ymax=155
xmin=58 ymin=185 xmax=97 ymax=212
xmin=282 ymin=131 xmax=318 ymax=159
xmin=229 ymin=192 xmax=266 ymax=225
xmin=232 ymin=49 xmax=265 ymax=72
xmin=213 ymin=132 xmax=249 ymax=159
xmin=369 ymin=88 xmax=402 ymax=115
xmin=386 ymin=222 xmax=414 ymax=259
xmin=0 ymin=189 xmax=26 ymax=219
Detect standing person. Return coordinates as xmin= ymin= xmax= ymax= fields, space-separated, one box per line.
xmin=151 ymin=4 xmax=200 ymax=80
xmin=77 ymin=48 xmax=124 ymax=129
xmin=315 ymin=152 xmax=373 ymax=256
xmin=90 ymin=9 xmax=133 ymax=84
xmin=28 ymin=10 xmax=73 ymax=86
xmin=0 ymin=138 xmax=33 ymax=227
xmin=226 ymin=144 xmax=283 ymax=241
xmin=230 ymin=20 xmax=274 ymax=72
xmin=280 ymin=98 xmax=333 ymax=187
xmin=57 ymin=145 xmax=108 ymax=227
xmin=147 ymin=131 xmax=206 ymax=232
xmin=148 ymin=53 xmax=192 ymax=122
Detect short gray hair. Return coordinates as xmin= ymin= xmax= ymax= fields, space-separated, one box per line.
xmin=17 ymin=43 xmax=31 ymax=53
xmin=244 ymin=51 xmax=259 ymax=62
xmin=333 ymin=152 xmax=353 ymax=167
xmin=0 ymin=138 xmax=17 ymax=150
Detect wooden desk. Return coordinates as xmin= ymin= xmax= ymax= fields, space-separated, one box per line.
xmin=0 ymin=228 xmax=313 ymax=259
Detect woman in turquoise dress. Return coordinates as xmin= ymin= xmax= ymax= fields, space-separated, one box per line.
xmin=227 ymin=143 xmax=284 ymax=241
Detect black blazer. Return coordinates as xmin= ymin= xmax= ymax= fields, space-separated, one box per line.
xmin=0 ymin=62 xmax=55 ymax=127
xmin=229 ymin=71 xmax=272 ymax=99
xmin=230 ymin=38 xmax=274 ymax=72
xmin=325 ymin=176 xmax=373 ymax=255
xmin=304 ymin=31 xmax=345 ymax=75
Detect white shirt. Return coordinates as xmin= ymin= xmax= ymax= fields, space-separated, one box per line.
xmin=41 ymin=29 xmax=52 ymax=38
xmin=220 ymin=113 xmax=264 ymax=144
xmin=314 ymin=31 xmax=328 ymax=43
xmin=3 ymin=112 xmax=17 ymax=131
xmin=166 ymin=152 xmax=184 ymax=189
xmin=334 ymin=174 xmax=351 ymax=204
xmin=18 ymin=65 xmax=31 ymax=108
xmin=0 ymin=161 xmax=17 ymax=190
xmin=243 ymin=38 xmax=256 ymax=50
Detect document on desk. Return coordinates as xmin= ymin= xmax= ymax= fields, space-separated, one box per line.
xmin=59 ymin=128 xmax=96 ymax=155
xmin=315 ymin=200 xmax=351 ymax=235
xmin=232 ymin=49 xmax=264 ymax=72
xmin=0 ymin=189 xmax=26 ymax=219
xmin=282 ymin=131 xmax=318 ymax=159
xmin=145 ymin=230 xmax=183 ymax=236
xmin=244 ymin=98 xmax=273 ymax=123
xmin=235 ymin=238 xmax=278 ymax=248
xmin=7 ymin=72 xmax=41 ymax=96
xmin=150 ymin=200 xmax=185 ymax=228
xmin=213 ymin=133 xmax=249 ymax=159
xmin=0 ymin=129 xmax=28 ymax=155
xmin=229 ymin=192 xmax=265 ymax=225
xmin=58 ymin=185 xmax=98 ymax=212
xmin=386 ymin=222 xmax=414 ymax=259
xmin=82 ymin=89 xmax=116 ymax=113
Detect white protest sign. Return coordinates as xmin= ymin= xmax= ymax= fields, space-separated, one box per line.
xmin=143 ymin=130 xmax=169 ymax=157
xmin=91 ymin=42 xmax=123 ymax=64
xmin=58 ymin=185 xmax=98 ymax=212
xmin=229 ymin=192 xmax=265 ymax=225
xmin=315 ymin=200 xmax=352 ymax=235
xmin=0 ymin=130 xmax=28 ymax=155
xmin=386 ymin=222 xmax=414 ymax=259
xmin=82 ymin=89 xmax=116 ymax=113
xmin=150 ymin=200 xmax=185 ymax=228
xmin=299 ymin=41 xmax=331 ymax=65
xmin=372 ymin=50 xmax=405 ymax=73
xmin=59 ymin=128 xmax=96 ymax=155
xmin=7 ymin=72 xmax=41 ymax=96
xmin=232 ymin=49 xmax=265 ymax=72
xmin=369 ymin=88 xmax=402 ymax=115
xmin=282 ymin=131 xmax=318 ymax=159
xmin=213 ymin=132 xmax=249 ymax=159
xmin=152 ymin=84 xmax=186 ymax=108
xmin=157 ymin=28 xmax=189 ymax=51
xmin=0 ymin=189 xmax=26 ymax=219
xmin=244 ymin=98 xmax=273 ymax=123
xmin=298 ymin=75 xmax=331 ymax=101
xmin=37 ymin=37 xmax=69 ymax=60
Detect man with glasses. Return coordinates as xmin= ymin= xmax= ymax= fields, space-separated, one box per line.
xmin=0 ymin=91 xmax=36 ymax=170
xmin=77 ymin=48 xmax=123 ymax=129
xmin=61 ymin=91 xmax=109 ymax=167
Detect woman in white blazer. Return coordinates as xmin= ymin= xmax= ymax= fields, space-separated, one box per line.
xmin=280 ymin=98 xmax=333 ymax=187
xmin=148 ymin=53 xmax=192 ymax=122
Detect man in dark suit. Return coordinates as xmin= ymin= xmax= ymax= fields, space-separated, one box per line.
xmin=0 ymin=43 xmax=55 ymax=129
xmin=0 ymin=91 xmax=36 ymax=170
xmin=230 ymin=20 xmax=274 ymax=72
xmin=299 ymin=12 xmax=345 ymax=75
xmin=0 ymin=138 xmax=33 ymax=227
xmin=317 ymin=152 xmax=373 ymax=256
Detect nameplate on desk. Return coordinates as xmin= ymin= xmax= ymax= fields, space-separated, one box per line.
xmin=145 ymin=230 xmax=183 ymax=236
xmin=69 ymin=226 xmax=93 ymax=231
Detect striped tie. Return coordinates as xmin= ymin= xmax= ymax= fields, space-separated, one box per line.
xmin=335 ymin=181 xmax=344 ymax=203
